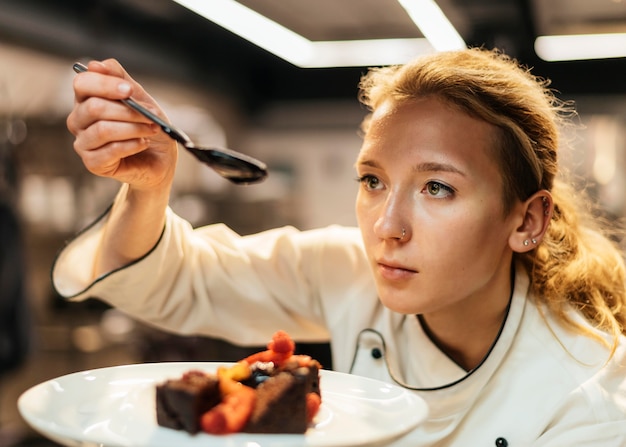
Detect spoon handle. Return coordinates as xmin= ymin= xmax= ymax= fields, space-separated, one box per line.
xmin=72 ymin=63 xmax=191 ymax=146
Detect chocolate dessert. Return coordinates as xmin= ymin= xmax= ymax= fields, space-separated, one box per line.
xmin=155 ymin=331 xmax=322 ymax=436
xmin=156 ymin=370 xmax=221 ymax=434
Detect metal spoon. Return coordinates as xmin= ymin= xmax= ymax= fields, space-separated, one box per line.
xmin=72 ymin=62 xmax=268 ymax=184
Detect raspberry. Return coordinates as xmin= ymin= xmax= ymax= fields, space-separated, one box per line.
xmin=268 ymin=330 xmax=295 ymax=355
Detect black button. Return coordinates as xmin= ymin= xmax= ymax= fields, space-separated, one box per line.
xmin=495 ymin=438 xmax=508 ymax=447
xmin=371 ymin=348 xmax=383 ymax=359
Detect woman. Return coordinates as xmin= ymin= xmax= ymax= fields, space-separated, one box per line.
xmin=54 ymin=48 xmax=626 ymax=445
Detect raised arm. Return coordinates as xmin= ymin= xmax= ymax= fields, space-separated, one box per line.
xmin=66 ymin=59 xmax=177 ymax=278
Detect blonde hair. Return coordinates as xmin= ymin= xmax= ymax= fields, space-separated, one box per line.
xmin=358 ymin=47 xmax=626 ymax=352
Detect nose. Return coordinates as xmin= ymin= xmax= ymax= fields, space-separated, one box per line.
xmin=373 ymin=191 xmax=411 ymax=242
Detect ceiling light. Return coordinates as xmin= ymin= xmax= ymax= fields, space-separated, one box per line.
xmin=173 ymin=0 xmax=314 ymax=65
xmin=397 ymin=0 xmax=466 ymax=51
xmin=171 ymin=0 xmax=463 ymax=68
xmin=535 ymin=33 xmax=626 ymax=61
xmin=298 ymin=38 xmax=435 ymax=68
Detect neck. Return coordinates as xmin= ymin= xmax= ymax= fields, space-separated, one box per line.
xmin=419 ymin=272 xmax=514 ymax=371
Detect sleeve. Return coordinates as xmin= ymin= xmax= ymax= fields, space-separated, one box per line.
xmin=51 ymin=206 xmax=369 ymax=346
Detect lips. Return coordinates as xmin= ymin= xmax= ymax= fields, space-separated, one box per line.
xmin=376 ymin=259 xmax=417 ymax=280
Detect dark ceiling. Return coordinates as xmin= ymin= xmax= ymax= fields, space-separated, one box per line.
xmin=1 ymin=0 xmax=625 ymax=115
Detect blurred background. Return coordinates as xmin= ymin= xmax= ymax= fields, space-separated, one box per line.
xmin=0 ymin=0 xmax=625 ymax=445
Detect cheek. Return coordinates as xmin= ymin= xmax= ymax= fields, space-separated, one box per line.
xmin=355 ymin=191 xmax=370 ymax=228
xmin=420 ymin=207 xmax=502 ymax=260
xmin=355 ymin=194 xmax=378 ymax=253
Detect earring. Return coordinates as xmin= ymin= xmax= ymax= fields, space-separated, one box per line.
xmin=523 ymin=239 xmax=529 ymax=246
xmin=531 ymin=238 xmax=537 ymax=244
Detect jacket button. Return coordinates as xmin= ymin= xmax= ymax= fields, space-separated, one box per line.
xmin=371 ymin=348 xmax=383 ymax=359
xmin=495 ymin=438 xmax=508 ymax=447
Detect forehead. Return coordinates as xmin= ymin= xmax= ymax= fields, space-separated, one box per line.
xmin=361 ymin=97 xmax=499 ymax=153
xmin=358 ymin=97 xmax=503 ymax=182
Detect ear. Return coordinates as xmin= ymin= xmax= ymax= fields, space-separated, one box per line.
xmin=509 ymin=190 xmax=552 ymax=253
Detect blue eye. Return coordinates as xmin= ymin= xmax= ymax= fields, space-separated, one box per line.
xmin=356 ymin=175 xmax=383 ymax=191
xmin=425 ymin=181 xmax=453 ymax=198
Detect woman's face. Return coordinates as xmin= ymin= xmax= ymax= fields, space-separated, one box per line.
xmin=355 ymin=97 xmax=523 ymax=319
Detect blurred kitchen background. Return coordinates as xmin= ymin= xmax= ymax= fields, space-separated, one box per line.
xmin=1 ymin=0 xmax=625 ymax=445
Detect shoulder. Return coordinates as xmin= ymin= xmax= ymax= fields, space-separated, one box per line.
xmin=496 ymin=296 xmax=626 ymax=441
xmin=532 ymin=300 xmax=623 ymax=368
xmin=519 ymin=298 xmax=626 ymax=413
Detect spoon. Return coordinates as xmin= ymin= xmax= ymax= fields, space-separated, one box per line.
xmin=72 ymin=62 xmax=268 ymax=185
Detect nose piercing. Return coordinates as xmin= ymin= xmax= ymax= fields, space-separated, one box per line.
xmin=401 ymin=228 xmax=406 ymax=240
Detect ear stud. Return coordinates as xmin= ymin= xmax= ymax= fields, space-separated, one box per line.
xmin=543 ymin=197 xmax=550 ymax=216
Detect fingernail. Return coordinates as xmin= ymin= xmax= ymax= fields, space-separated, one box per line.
xmin=118 ymin=83 xmax=131 ymax=95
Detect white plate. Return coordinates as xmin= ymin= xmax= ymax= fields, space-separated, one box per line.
xmin=18 ymin=362 xmax=428 ymax=447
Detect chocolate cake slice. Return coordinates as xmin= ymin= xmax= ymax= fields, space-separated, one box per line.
xmin=244 ymin=371 xmax=311 ymax=434
xmin=279 ymin=360 xmax=321 ymax=398
xmin=156 ymin=370 xmax=221 ymax=434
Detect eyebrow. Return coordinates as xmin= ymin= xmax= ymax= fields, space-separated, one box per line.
xmin=414 ymin=161 xmax=465 ymax=176
xmin=356 ymin=159 xmax=465 ymax=176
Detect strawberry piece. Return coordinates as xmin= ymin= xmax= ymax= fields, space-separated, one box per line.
xmin=305 ymin=392 xmax=321 ymax=423
xmin=200 ymin=385 xmax=256 ymax=435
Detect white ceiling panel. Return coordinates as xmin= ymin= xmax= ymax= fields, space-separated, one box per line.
xmin=237 ymin=0 xmax=424 ymax=40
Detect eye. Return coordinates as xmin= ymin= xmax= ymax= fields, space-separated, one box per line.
xmin=356 ymin=174 xmax=383 ymax=191
xmin=424 ymin=181 xmax=454 ymax=198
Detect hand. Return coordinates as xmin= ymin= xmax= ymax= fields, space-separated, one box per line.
xmin=66 ymin=59 xmax=177 ymax=192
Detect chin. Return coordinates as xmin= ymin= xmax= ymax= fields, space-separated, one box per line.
xmin=378 ymin=292 xmax=424 ymax=315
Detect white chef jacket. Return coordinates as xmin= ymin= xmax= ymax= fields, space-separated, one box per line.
xmin=52 ymin=207 xmax=626 ymax=446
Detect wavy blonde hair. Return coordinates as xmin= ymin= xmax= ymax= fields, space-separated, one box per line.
xmin=358 ymin=47 xmax=626 ymax=352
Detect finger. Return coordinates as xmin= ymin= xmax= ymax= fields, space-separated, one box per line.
xmin=83 ymin=59 xmax=159 ymax=107
xmin=72 ymin=59 xmax=139 ymax=104
xmin=79 ymin=139 xmax=152 ymax=178
xmin=86 ymin=59 xmax=125 ymax=76
xmin=71 ymin=64 xmax=168 ymax=129
xmin=72 ymin=70 xmax=134 ymax=104
xmin=73 ymin=119 xmax=160 ymax=155
xmin=87 ymin=59 xmax=141 ymax=86
xmin=67 ymin=97 xmax=155 ymax=136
